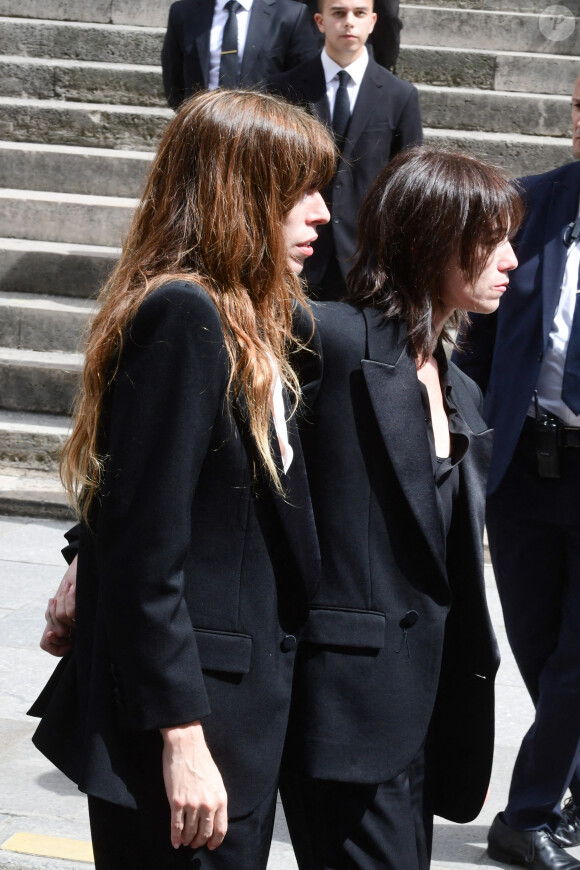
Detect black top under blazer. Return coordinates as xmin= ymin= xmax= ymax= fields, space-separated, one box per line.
xmin=29 ymin=281 xmax=320 ymax=819
xmin=291 ymin=302 xmax=500 ymax=823
xmin=270 ymin=56 xmax=423 ymax=283
xmin=161 ymin=0 xmax=320 ymax=108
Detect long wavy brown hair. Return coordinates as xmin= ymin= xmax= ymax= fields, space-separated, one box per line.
xmin=61 ymin=89 xmax=335 ymax=518
xmin=348 ymin=145 xmax=525 ymax=362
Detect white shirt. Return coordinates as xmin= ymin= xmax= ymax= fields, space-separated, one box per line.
xmin=320 ymin=47 xmax=369 ymax=119
xmin=267 ymin=355 xmax=293 ymax=474
xmin=208 ymin=0 xmax=253 ymax=91
xmin=530 ymin=199 xmax=580 ymax=425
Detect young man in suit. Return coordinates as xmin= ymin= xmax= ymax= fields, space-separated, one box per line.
xmin=161 ymin=0 xmax=319 ymax=109
xmin=455 ymin=75 xmax=580 ymax=870
xmin=270 ymin=0 xmax=422 ymax=300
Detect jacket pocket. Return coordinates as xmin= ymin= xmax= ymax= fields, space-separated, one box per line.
xmin=301 ymin=607 xmax=385 ymax=649
xmin=194 ymin=628 xmax=253 ymax=674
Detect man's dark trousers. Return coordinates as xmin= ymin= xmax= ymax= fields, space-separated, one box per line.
xmin=486 ymin=422 xmax=580 ymax=831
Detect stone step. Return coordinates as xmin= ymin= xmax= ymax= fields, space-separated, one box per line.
xmin=0 ymin=96 xmax=170 ymax=150
xmin=425 ymin=128 xmax=574 ymax=178
xmin=1 ymin=47 xmax=577 ymax=109
xmin=417 ymin=85 xmax=572 ymax=138
xmin=2 ymin=5 xmax=576 ymax=55
xmin=1 ymin=88 xmax=573 ymax=154
xmin=0 ymin=408 xmax=69 ymax=471
xmin=402 ymin=5 xmax=580 ymax=55
xmin=0 ymin=346 xmax=82 ymax=414
xmin=409 ymin=0 xmax=578 ymax=9
xmin=0 ymin=463 xmax=73 ymax=519
xmin=0 ymin=291 xmax=94 ymax=352
xmin=0 ymin=188 xmax=137 ymax=247
xmin=2 ymin=128 xmax=561 ymax=187
xmin=0 ymin=55 xmax=165 ymax=106
xmin=0 ymin=141 xmax=151 ymax=197
xmin=0 ymin=15 xmax=576 ymax=97
xmin=0 ymin=0 xmax=173 ymax=27
xmin=0 ymin=0 xmax=559 ymax=26
xmin=0 ymin=238 xmax=118 ymax=298
xmin=399 ymin=46 xmax=580 ymax=96
xmin=0 ymin=17 xmax=164 ymax=65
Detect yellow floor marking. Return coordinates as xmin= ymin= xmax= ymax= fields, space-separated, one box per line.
xmin=1 ymin=832 xmax=94 ymax=863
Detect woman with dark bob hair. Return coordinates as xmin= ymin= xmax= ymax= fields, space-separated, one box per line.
xmin=279 ymin=145 xmax=525 ymax=870
xmin=29 ymin=89 xmax=334 ymax=869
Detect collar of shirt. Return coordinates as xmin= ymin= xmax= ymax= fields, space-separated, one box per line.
xmin=209 ymin=0 xmax=254 ymax=90
xmin=215 ymin=0 xmax=253 ymax=11
xmin=321 ymin=47 xmax=369 ymax=116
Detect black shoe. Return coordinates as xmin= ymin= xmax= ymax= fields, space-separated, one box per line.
xmin=553 ymin=799 xmax=580 ymax=849
xmin=487 ymin=813 xmax=580 ymax=869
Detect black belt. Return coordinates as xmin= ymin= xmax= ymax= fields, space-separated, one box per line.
xmin=561 ymin=426 xmax=580 ymax=448
xmin=524 ymin=414 xmax=580 ymax=447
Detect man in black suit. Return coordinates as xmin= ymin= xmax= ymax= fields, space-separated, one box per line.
xmin=455 ymin=75 xmax=580 ymax=870
xmin=270 ymin=0 xmax=422 ymax=300
xmin=161 ymin=0 xmax=319 ymax=109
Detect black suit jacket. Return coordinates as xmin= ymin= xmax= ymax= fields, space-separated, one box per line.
xmin=29 ymin=282 xmax=320 ymax=819
xmin=454 ymin=161 xmax=580 ymax=495
xmin=161 ymin=0 xmax=319 ymax=109
xmin=291 ymin=302 xmax=499 ymax=823
xmin=270 ymin=55 xmax=422 ymax=283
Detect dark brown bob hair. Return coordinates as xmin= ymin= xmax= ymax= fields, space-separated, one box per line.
xmin=348 ymin=145 xmax=525 ymax=361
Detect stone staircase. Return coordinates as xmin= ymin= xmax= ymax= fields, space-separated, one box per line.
xmin=0 ymin=0 xmax=577 ymax=517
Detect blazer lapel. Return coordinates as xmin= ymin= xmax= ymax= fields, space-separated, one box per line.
xmin=268 ymin=400 xmax=321 ymax=599
xmin=360 ymin=311 xmax=447 ymax=581
xmin=235 ymin=388 xmax=320 ymax=599
xmin=445 ymin=367 xmax=494 ymax=592
xmin=541 ymin=174 xmax=580 ymax=346
xmin=341 ymin=61 xmax=381 ymax=161
xmin=241 ymin=0 xmax=274 ymax=83
xmin=193 ymin=0 xmax=214 ymax=88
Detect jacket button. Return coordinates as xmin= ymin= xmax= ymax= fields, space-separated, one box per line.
xmin=333 ymin=218 xmax=340 ymax=224
xmin=400 ymin=610 xmax=419 ymax=629
xmin=280 ymin=635 xmax=297 ymax=653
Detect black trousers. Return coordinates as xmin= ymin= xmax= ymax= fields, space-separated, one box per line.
xmin=88 ymin=781 xmax=278 ymax=870
xmin=279 ymin=747 xmax=432 ymax=870
xmin=487 ymin=421 xmax=580 ymax=833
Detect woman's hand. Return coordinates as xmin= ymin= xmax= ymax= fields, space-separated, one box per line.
xmin=40 ymin=556 xmax=78 ymax=656
xmin=161 ymin=721 xmax=228 ymax=851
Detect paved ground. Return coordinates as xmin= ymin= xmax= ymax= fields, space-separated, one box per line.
xmin=0 ymin=513 xmax=578 ymax=870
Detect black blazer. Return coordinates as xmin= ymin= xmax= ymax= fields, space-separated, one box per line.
xmin=29 ymin=282 xmax=320 ymax=819
xmin=454 ymin=161 xmax=580 ymax=495
xmin=291 ymin=302 xmax=499 ymax=823
xmin=270 ymin=56 xmax=422 ymax=283
xmin=161 ymin=0 xmax=319 ymax=108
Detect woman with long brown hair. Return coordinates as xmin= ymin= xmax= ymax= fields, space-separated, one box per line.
xmin=30 ymin=89 xmax=334 ymax=869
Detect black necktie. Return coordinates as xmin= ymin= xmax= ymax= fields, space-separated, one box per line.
xmin=219 ymin=0 xmax=242 ymax=88
xmin=562 ymin=258 xmax=580 ymax=415
xmin=332 ymin=70 xmax=351 ymax=142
